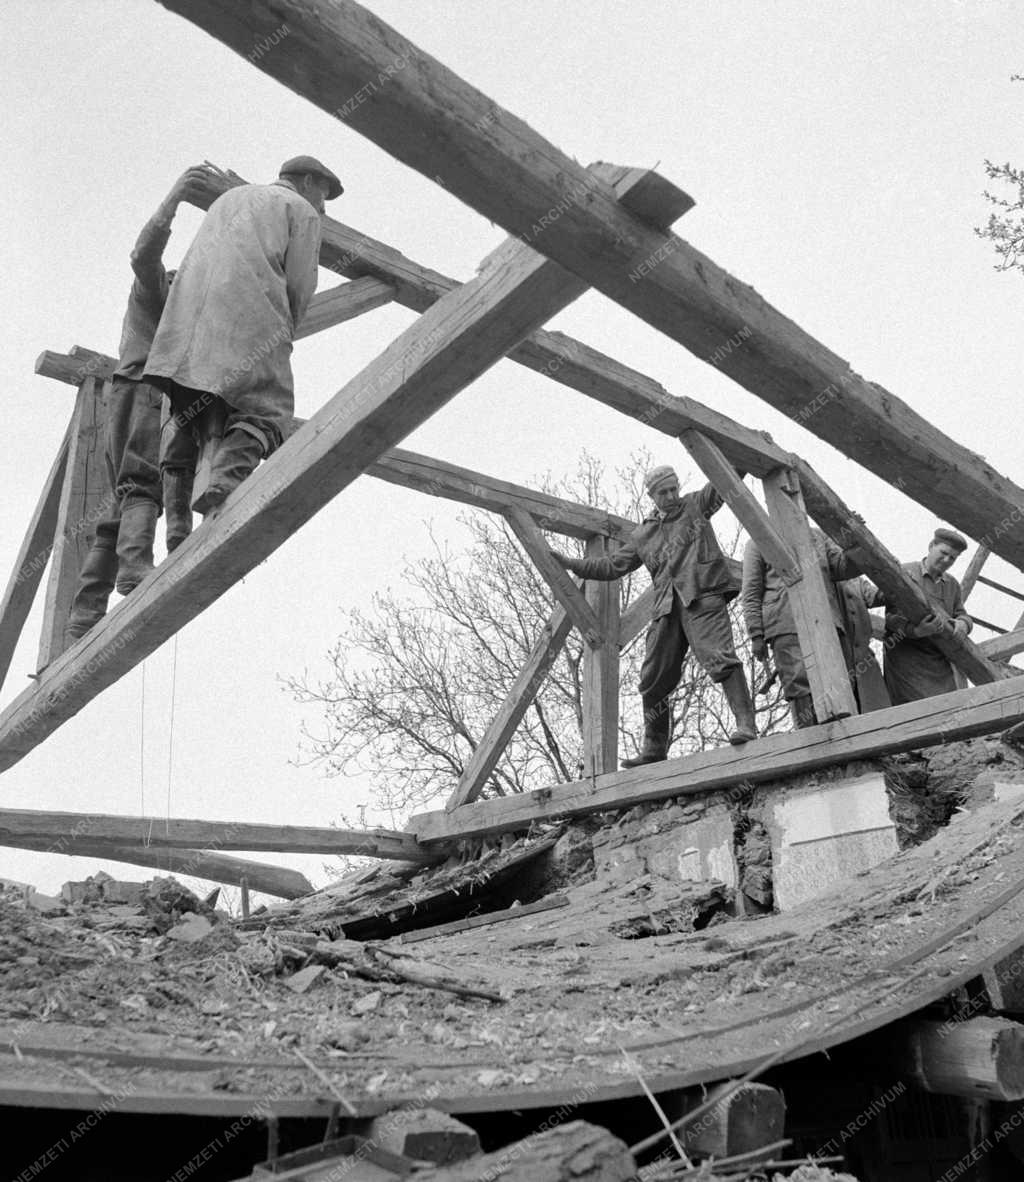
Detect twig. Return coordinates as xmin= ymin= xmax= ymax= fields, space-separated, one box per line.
xmin=293 ymin=1048 xmax=357 ymax=1117
xmin=618 ymin=1044 xmax=692 ymax=1168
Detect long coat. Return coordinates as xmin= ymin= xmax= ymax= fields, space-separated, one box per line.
xmin=144 ymin=180 xmax=320 ymax=419
xmin=883 ymin=562 xmax=971 ymax=705
xmin=564 ymin=483 xmax=737 ymax=617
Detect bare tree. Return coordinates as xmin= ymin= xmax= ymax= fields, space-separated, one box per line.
xmin=976 ymin=75 xmax=1024 ymax=272
xmin=285 ymin=452 xmax=790 ymax=820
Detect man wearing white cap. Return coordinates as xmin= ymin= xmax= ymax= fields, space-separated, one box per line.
xmin=551 ymin=464 xmax=756 ymax=766
xmin=145 ymin=155 xmax=342 ymax=518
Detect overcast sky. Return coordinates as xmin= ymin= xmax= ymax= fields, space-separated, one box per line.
xmin=1 ymin=1 xmax=1021 ymax=895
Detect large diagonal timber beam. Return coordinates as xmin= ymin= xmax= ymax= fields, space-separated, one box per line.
xmin=0 ymin=835 xmax=314 ymax=899
xmin=0 ymin=166 xmax=687 ymax=773
xmin=0 ymin=423 xmax=71 ymax=693
xmin=159 ymin=0 xmax=1024 ymax=568
xmin=0 ymin=808 xmax=431 ymax=862
xmin=795 ymin=459 xmax=1006 ymax=687
xmin=410 ymin=674 xmax=1024 ymax=844
xmin=38 ymin=352 xmax=638 ymax=542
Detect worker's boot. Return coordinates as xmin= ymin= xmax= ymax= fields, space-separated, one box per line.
xmin=163 ymin=469 xmax=194 ymax=553
xmin=621 ymin=701 xmax=672 ymax=768
xmin=115 ymin=498 xmax=159 ymax=595
xmin=790 ymin=694 xmax=818 ymax=729
xmin=192 ymin=428 xmax=265 ymax=515
xmin=722 ymin=668 xmax=757 ymax=745
xmin=65 ymin=539 xmax=118 ymax=642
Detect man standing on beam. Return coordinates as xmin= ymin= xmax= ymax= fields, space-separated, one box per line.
xmin=144 ymin=156 xmax=341 ymax=516
xmin=876 ymin=528 xmax=973 ymax=704
xmin=551 ymin=464 xmax=756 ymax=765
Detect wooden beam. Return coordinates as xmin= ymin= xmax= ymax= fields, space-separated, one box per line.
xmin=0 ymin=835 xmax=314 ymax=899
xmin=409 ymin=673 xmax=1024 ymax=844
xmin=762 ymin=467 xmax=858 ymax=720
xmin=982 ymin=628 xmax=1024 ymax=663
xmin=0 ymin=166 xmax=685 ymax=774
xmin=294 ymin=276 xmax=395 ymax=339
xmin=37 ymin=378 xmax=110 ymax=669
xmin=581 ymin=536 xmax=620 ymax=776
xmin=369 ymin=448 xmax=636 ymax=541
xmin=0 ymin=425 xmax=71 ymax=693
xmin=795 ymin=458 xmax=1006 ymax=688
xmin=445 ymin=606 xmax=574 ymax=811
xmin=961 ymin=545 xmax=992 ymax=602
xmin=35 ymin=350 xmax=114 ymax=385
xmin=619 ymin=585 xmax=656 ymax=649
xmin=977 ymin=574 xmax=1024 ymax=605
xmin=162 ymin=0 xmax=1024 ymax=570
xmin=0 ymin=808 xmax=432 ymax=861
xmin=890 ymin=1017 xmax=1024 ymax=1102
xmin=504 ymin=507 xmax=604 ymax=647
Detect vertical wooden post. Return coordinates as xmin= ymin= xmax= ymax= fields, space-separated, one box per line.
xmin=581 ymin=536 xmax=620 ymax=776
xmin=762 ymin=467 xmax=858 ymax=721
xmin=37 ymin=377 xmax=111 ymax=668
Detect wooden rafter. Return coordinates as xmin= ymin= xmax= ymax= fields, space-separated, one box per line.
xmin=0 ymin=808 xmax=430 ymax=862
xmin=160 ymin=0 xmax=1024 ymax=570
xmin=0 ymin=835 xmax=314 ymax=899
xmin=444 ymin=606 xmax=574 ymax=811
xmin=410 ymin=674 xmax=1024 ymax=844
xmin=0 ymin=422 xmax=71 ymax=693
xmin=960 ymin=545 xmax=991 ymax=602
xmin=0 ymin=165 xmax=687 ymax=773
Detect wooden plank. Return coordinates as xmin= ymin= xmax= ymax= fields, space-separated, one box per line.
xmin=35 ymin=349 xmax=114 ymax=385
xmin=961 ymin=545 xmax=992 ymax=602
xmin=678 ymin=431 xmax=795 ymax=577
xmin=369 ymin=448 xmax=636 ymax=541
xmin=294 ymin=276 xmax=396 ymax=339
xmin=581 ymin=535 xmax=620 ymax=776
xmin=795 ymin=458 xmax=1006 ymax=688
xmin=162 ymin=1 xmax=1024 ymax=570
xmin=983 ymin=628 xmax=1024 ymax=662
xmin=504 ymin=507 xmax=604 ymax=647
xmin=409 ymin=674 xmax=1024 ymax=843
xmin=0 ymin=425 xmax=71 ymax=693
xmin=0 ymin=167 xmax=685 ymax=774
xmin=0 ymin=808 xmax=432 ymax=861
xmin=399 ymin=894 xmax=570 ymax=943
xmin=0 ymin=834 xmax=314 ymax=899
xmin=762 ymin=467 xmax=858 ymax=720
xmin=37 ymin=378 xmax=109 ymax=669
xmin=445 ymin=606 xmax=573 ymax=811
xmin=977 ymin=574 xmax=1024 ymax=605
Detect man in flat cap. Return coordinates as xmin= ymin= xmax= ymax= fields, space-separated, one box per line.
xmin=877 ymin=528 xmax=972 ymax=704
xmin=550 ymin=464 xmax=756 ymax=766
xmin=146 ymin=155 xmax=342 ymax=517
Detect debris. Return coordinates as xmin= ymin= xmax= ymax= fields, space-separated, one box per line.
xmin=369 ymin=1107 xmax=481 ymax=1164
xmin=352 ymin=989 xmax=382 ymax=1014
xmin=165 ymin=913 xmax=214 ymax=943
xmin=285 ymin=965 xmax=326 ymax=994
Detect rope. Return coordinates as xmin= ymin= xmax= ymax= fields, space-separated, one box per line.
xmin=166 ymin=633 xmax=179 ymax=837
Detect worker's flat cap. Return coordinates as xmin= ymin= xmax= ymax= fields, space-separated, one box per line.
xmin=645 ymin=465 xmax=678 ymax=493
xmin=932 ymin=528 xmax=968 ymax=553
xmin=279 ymin=155 xmax=343 ymax=199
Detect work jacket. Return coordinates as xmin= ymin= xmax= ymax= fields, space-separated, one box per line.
xmin=564 ymin=483 xmax=737 ymax=618
xmin=114 ymin=212 xmax=173 ymax=381
xmin=144 ymin=180 xmax=320 ymax=411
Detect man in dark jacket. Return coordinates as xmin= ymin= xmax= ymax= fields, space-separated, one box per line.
xmin=550 ymin=464 xmax=755 ymax=767
xmin=879 ymin=528 xmax=972 ymax=704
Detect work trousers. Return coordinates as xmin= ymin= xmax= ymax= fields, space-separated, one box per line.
xmin=770 ymin=633 xmax=811 ymax=701
xmin=639 ymin=593 xmax=741 ymax=719
xmin=106 ymin=376 xmax=163 ymax=509
xmin=158 ymin=380 xmax=286 ymax=470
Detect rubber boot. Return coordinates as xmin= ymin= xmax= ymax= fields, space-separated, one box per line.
xmin=115 ymin=498 xmax=159 ymax=595
xmin=790 ymin=694 xmax=818 ymax=729
xmin=163 ymin=469 xmax=194 ymax=553
xmin=65 ymin=539 xmax=117 ymax=642
xmin=192 ymin=428 xmax=265 ymax=515
xmin=621 ymin=700 xmax=672 ymax=768
xmin=722 ymin=667 xmax=757 ymax=745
